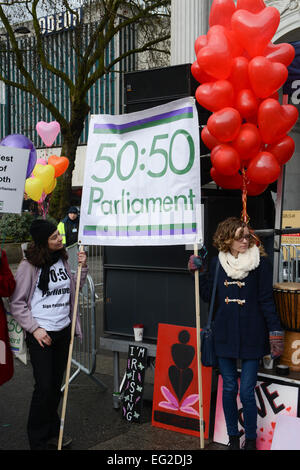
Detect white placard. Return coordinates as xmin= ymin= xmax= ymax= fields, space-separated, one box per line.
xmin=0 ymin=146 xmax=30 ymax=214
xmin=79 ymin=98 xmax=202 ymax=246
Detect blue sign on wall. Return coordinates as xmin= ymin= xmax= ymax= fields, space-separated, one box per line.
xmin=38 ymin=7 xmax=82 ymax=35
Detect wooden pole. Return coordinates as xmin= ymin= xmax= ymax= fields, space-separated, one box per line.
xmin=58 ymin=245 xmax=84 ymax=450
xmin=194 ymin=244 xmax=205 ymax=449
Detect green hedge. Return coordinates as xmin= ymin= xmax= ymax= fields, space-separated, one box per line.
xmin=0 ymin=213 xmax=58 ymax=243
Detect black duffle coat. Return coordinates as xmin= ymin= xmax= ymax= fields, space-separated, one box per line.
xmin=199 ymin=254 xmax=282 ymax=359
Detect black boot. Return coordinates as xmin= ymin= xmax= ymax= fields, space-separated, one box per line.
xmin=244 ymin=438 xmax=257 ymax=450
xmin=227 ymin=435 xmax=240 ymax=450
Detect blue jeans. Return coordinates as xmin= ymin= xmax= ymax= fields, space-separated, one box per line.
xmin=218 ymin=357 xmax=259 ymax=440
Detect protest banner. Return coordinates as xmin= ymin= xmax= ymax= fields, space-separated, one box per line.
xmin=79 ymin=98 xmax=202 ymax=247
xmin=0 ymin=147 xmax=30 ymax=214
xmin=73 ymin=98 xmax=205 ymax=448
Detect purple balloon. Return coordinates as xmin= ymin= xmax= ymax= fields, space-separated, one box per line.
xmin=0 ymin=134 xmax=37 ymax=178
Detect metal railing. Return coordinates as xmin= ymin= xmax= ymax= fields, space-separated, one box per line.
xmin=255 ymin=228 xmax=300 ymax=284
xmin=63 ymin=244 xmax=106 ymax=390
xmin=279 ymin=244 xmax=300 ymax=283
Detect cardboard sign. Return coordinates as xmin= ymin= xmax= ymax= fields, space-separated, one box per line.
xmin=152 ymin=323 xmax=212 ymax=439
xmin=0 ymin=147 xmax=29 ymax=214
xmin=122 ymin=344 xmax=148 ymax=423
xmin=281 ymin=210 xmax=300 ymax=256
xmin=213 ymin=375 xmax=300 ymax=450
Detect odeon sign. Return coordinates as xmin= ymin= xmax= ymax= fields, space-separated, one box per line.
xmin=38 ymin=7 xmax=82 ymax=35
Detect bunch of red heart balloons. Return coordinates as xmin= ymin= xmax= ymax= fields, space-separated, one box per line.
xmin=192 ymin=0 xmax=299 ymax=196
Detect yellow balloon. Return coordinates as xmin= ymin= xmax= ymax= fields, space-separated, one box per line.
xmin=44 ymin=177 xmax=57 ymax=194
xmin=33 ymin=164 xmax=55 ymax=187
xmin=25 ymin=177 xmax=43 ymax=202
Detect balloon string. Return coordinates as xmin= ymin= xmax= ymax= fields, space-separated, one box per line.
xmin=241 ymin=167 xmax=249 ymax=224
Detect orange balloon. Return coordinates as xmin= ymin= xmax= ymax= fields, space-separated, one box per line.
xmin=48 ymin=155 xmax=69 ymax=177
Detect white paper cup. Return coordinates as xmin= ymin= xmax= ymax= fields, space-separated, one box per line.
xmin=133 ymin=324 xmax=144 ymax=342
xmin=263 ymin=355 xmax=274 ymax=369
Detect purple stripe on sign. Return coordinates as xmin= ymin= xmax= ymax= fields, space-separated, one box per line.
xmin=94 ymin=107 xmax=193 ymax=131
xmin=83 ymin=228 xmax=196 ymax=237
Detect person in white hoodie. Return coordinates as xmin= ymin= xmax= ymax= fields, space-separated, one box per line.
xmin=10 ymin=219 xmax=88 ymax=450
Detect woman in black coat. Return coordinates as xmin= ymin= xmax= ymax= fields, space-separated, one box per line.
xmin=189 ymin=217 xmax=283 ymax=450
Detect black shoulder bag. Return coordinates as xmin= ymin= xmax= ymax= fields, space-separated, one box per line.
xmin=200 ymin=259 xmax=220 ymax=367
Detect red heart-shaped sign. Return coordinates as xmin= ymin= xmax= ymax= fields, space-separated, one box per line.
xmin=247 ymin=151 xmax=281 ymax=184
xmin=264 ymin=42 xmax=295 ymax=66
xmin=207 ymin=107 xmax=242 ymax=142
xmin=209 ymin=0 xmax=236 ymax=29
xmin=258 ymin=99 xmax=299 ymax=144
xmin=196 ymin=80 xmax=234 ymax=112
xmin=235 ymin=89 xmax=260 ymax=120
xmin=249 ymin=56 xmax=288 ymax=99
xmin=197 ymin=25 xmax=233 ymax=79
xmin=211 ymin=144 xmax=241 ymax=175
xmin=267 ymin=135 xmax=295 ymax=165
xmin=211 ymin=166 xmax=242 ymax=189
xmin=232 ymin=123 xmax=261 ymax=160
xmin=231 ymin=7 xmax=280 ymax=58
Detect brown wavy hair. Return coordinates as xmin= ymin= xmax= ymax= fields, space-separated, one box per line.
xmin=25 ymin=241 xmax=68 ymax=267
xmin=213 ymin=217 xmax=266 ymax=256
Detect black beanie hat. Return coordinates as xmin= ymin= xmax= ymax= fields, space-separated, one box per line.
xmin=68 ymin=206 xmax=78 ymax=214
xmin=30 ymin=219 xmax=57 ymax=246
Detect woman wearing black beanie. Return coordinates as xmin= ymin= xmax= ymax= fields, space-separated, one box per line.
xmin=10 ymin=218 xmax=88 ymax=450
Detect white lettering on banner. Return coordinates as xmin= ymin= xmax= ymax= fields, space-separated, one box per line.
xmin=0 ymin=340 xmax=5 ymax=364
xmin=79 ymin=98 xmax=202 ymax=246
xmin=38 ymin=8 xmax=82 ymax=35
xmin=291 ymin=339 xmax=300 ymax=365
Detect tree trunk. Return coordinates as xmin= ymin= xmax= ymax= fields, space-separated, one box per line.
xmin=49 ymin=135 xmax=78 ymax=220
xmin=49 ymin=100 xmax=90 ymax=221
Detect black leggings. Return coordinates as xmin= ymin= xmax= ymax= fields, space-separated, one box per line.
xmin=26 ymin=325 xmax=71 ymax=450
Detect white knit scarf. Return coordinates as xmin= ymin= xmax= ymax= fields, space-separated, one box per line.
xmin=218 ymin=245 xmax=260 ymax=280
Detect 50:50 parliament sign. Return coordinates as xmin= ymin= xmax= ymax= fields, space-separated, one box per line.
xmin=79 ymin=98 xmax=202 ymax=246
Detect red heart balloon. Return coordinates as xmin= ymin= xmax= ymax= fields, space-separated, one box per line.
xmin=231 ymin=7 xmax=280 ymax=58
xmin=246 ymin=151 xmax=281 ymax=184
xmin=249 ymin=56 xmax=288 ymax=98
xmin=232 ymin=123 xmax=261 ymax=160
xmin=196 ymin=80 xmax=234 ymax=112
xmin=210 ymin=144 xmax=241 ymax=175
xmin=191 ymin=61 xmax=215 ymax=84
xmin=195 ymin=35 xmax=207 ymax=55
xmin=236 ymin=0 xmax=265 ymax=13
xmin=207 ymin=107 xmax=242 ymax=142
xmin=266 ymin=136 xmax=295 ymax=165
xmin=209 ymin=0 xmax=236 ymax=29
xmin=211 ymin=167 xmax=243 ymax=189
xmin=225 ymin=30 xmax=244 ymax=58
xmin=228 ymin=56 xmax=251 ymax=92
xmin=263 ymin=42 xmax=295 ymax=67
xmin=235 ymin=89 xmax=260 ymax=120
xmin=201 ymin=126 xmax=221 ymax=150
xmin=197 ymin=25 xmax=233 ymax=79
xmin=48 ymin=155 xmax=69 ymax=178
xmin=245 ymin=180 xmax=268 ymax=196
xmin=258 ymin=99 xmax=299 ymax=144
